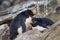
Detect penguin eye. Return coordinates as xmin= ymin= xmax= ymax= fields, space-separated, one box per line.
xmin=34 ymin=21 xmax=37 ymax=23
xmin=33 ymin=21 xmax=37 ymax=24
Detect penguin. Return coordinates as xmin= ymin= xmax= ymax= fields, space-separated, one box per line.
xmin=31 ymin=17 xmax=54 ymax=31
xmin=10 ymin=9 xmax=35 ymax=40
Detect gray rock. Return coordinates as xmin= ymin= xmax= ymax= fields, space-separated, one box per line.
xmin=0 ymin=24 xmax=9 ymax=40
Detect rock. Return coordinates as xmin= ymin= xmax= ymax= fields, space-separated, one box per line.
xmin=0 ymin=24 xmax=9 ymax=40
xmin=14 ymin=21 xmax=60 ymax=40
xmin=45 ymin=21 xmax=60 ymax=40
xmin=46 ymin=25 xmax=60 ymax=40
xmin=14 ymin=29 xmax=43 ymax=40
xmin=0 ymin=24 xmax=8 ymax=34
xmin=0 ymin=21 xmax=60 ymax=40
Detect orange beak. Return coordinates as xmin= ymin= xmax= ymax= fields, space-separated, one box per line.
xmin=29 ymin=21 xmax=33 ymax=24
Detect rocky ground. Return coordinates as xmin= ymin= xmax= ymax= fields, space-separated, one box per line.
xmin=0 ymin=21 xmax=60 ymax=40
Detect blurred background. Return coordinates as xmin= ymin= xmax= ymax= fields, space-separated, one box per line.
xmin=0 ymin=0 xmax=60 ymax=22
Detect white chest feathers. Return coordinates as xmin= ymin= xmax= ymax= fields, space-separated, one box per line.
xmin=17 ymin=27 xmax=22 ymax=35
xmin=18 ymin=16 xmax=32 ymax=34
xmin=32 ymin=25 xmax=47 ymax=31
xmin=25 ymin=16 xmax=32 ymax=28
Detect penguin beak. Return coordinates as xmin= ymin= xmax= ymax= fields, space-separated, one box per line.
xmin=29 ymin=21 xmax=33 ymax=24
